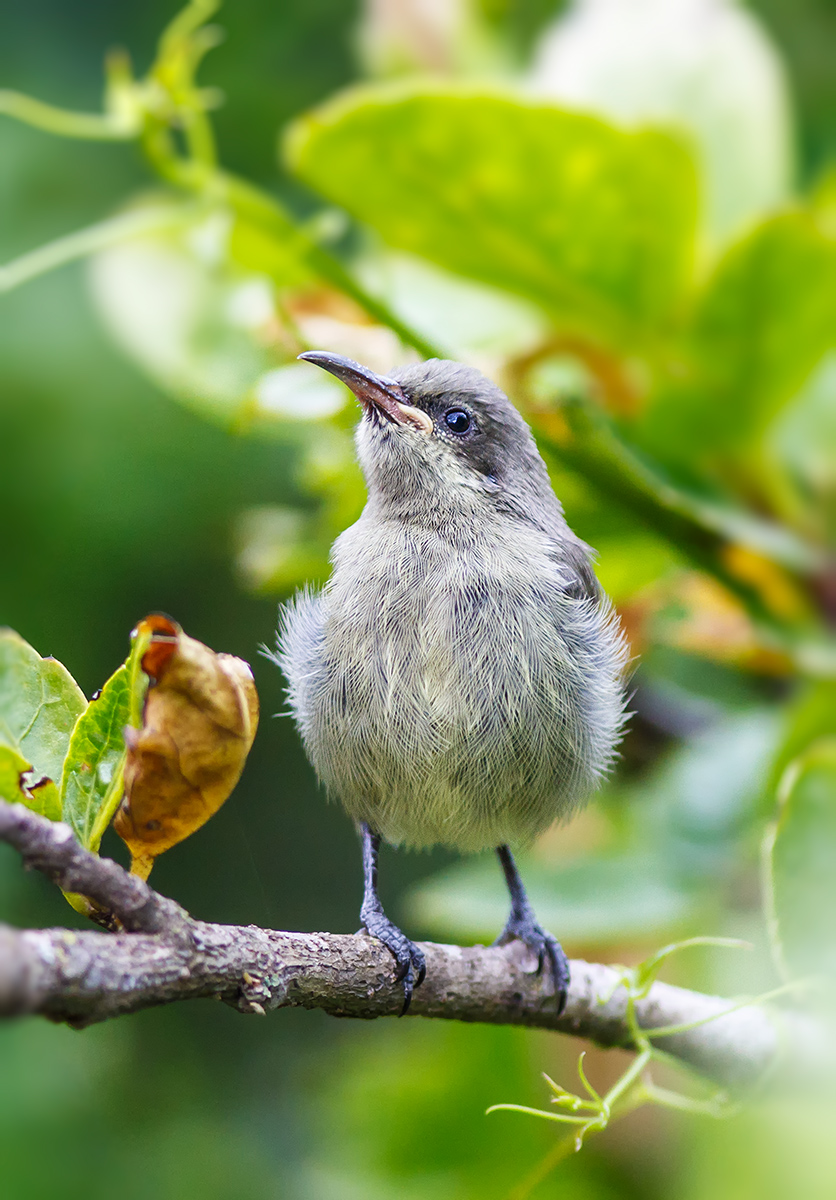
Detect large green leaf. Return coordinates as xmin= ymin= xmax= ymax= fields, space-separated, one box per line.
xmin=641 ymin=212 xmax=836 ymax=462
xmin=286 ymin=86 xmax=698 ymax=346
xmin=767 ymin=739 xmax=836 ymax=982
xmin=526 ymin=0 xmax=793 ymax=245
xmin=0 ymin=628 xmax=87 ymax=787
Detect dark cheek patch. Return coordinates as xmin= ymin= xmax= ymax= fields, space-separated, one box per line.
xmin=450 ymin=432 xmax=498 ymax=482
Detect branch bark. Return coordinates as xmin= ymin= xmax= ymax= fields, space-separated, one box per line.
xmin=0 ymin=802 xmax=810 ymax=1090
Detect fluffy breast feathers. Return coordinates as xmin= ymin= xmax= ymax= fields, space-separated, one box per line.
xmin=276 ymin=513 xmax=627 ymax=852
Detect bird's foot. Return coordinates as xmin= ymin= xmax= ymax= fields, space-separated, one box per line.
xmin=494 ymin=910 xmax=569 ymax=1016
xmin=360 ymin=904 xmax=426 ymax=1015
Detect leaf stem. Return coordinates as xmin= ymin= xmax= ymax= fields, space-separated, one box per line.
xmin=0 ymin=90 xmax=139 ymax=140
xmin=541 ymin=399 xmax=826 ymax=581
xmin=212 ymin=169 xmax=449 ymax=359
xmin=602 ymin=1047 xmax=651 ymax=1110
xmin=137 ymin=139 xmax=450 ymax=359
xmin=486 ymin=1105 xmax=592 ymax=1125
xmin=644 ymin=978 xmax=814 ymax=1040
xmin=0 ymin=204 xmax=197 ymax=294
xmin=634 ymin=936 xmax=753 ymax=997
xmin=0 ymin=0 xmax=448 ymax=359
xmin=638 ymin=1078 xmax=734 ymax=1118
xmin=505 ymin=1135 xmax=580 ymax=1200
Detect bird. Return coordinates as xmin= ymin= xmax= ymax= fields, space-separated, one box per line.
xmin=274 ymin=351 xmax=627 ymax=1014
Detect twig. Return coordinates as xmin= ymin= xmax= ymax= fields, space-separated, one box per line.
xmin=0 ymin=803 xmax=191 ymax=940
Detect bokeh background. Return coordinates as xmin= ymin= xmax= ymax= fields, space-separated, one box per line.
xmin=1 ymin=1 xmax=835 ymax=1197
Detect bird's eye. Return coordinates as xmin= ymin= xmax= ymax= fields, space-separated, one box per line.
xmin=443 ymin=408 xmax=471 ymax=434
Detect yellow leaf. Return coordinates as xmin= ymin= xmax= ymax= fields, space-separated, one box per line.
xmin=113 ymin=614 xmax=259 ymax=879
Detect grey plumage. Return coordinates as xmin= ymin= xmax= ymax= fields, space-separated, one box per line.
xmin=277 ymin=358 xmax=627 ymax=855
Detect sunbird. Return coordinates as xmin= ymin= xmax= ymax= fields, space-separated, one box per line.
xmin=276 ymin=352 xmax=627 ymax=1012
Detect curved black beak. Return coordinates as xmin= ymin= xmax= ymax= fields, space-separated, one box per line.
xmin=298 ymin=351 xmax=406 ymax=422
xmin=298 ymin=351 xmax=432 ymax=432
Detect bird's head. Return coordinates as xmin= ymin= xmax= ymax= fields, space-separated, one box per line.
xmin=298 ymin=351 xmax=559 ymax=527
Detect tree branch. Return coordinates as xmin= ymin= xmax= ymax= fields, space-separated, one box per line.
xmin=0 ymin=801 xmax=191 ymax=939
xmin=0 ymin=803 xmax=812 ymax=1089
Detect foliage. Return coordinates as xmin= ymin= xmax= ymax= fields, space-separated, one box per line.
xmin=0 ymin=629 xmax=87 ymax=809
xmin=58 ymin=649 xmax=146 ymax=853
xmin=287 ymin=87 xmax=698 ymax=344
xmin=0 ymin=617 xmax=257 ymax=906
xmin=0 ymin=627 xmax=145 ymax=847
xmin=1 ymin=0 xmax=835 ymax=1196
xmin=487 ymin=938 xmax=744 ymax=1172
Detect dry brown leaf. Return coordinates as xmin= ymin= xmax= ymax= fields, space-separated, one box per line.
xmin=113 ymin=614 xmax=259 ymax=880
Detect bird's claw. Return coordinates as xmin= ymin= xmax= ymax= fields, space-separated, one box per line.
xmin=494 ymin=913 xmax=569 ymax=1015
xmin=360 ymin=906 xmax=426 ymax=1014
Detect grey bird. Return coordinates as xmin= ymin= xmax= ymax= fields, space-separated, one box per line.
xmin=275 ymin=351 xmax=627 ymax=1013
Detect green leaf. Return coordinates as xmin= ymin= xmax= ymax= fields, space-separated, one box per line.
xmin=641 ymin=212 xmax=836 ymax=461
xmin=767 ymin=738 xmax=836 ymax=981
xmin=0 ymin=743 xmax=60 ymax=819
xmin=59 ymin=665 xmax=131 ymax=851
xmin=286 ymin=85 xmax=698 ymax=346
xmin=58 ymin=626 xmax=150 ymax=852
xmin=0 ymin=627 xmax=87 ymax=788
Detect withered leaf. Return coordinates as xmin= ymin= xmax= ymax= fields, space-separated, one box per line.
xmin=113 ymin=615 xmax=259 ymax=879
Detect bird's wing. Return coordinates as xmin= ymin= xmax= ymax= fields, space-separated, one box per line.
xmin=550 ymin=533 xmax=602 ymax=603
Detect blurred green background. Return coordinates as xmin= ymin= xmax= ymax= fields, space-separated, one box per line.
xmin=1 ymin=1 xmax=835 ymax=1197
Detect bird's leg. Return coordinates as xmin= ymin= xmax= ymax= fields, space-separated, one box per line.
xmin=358 ymin=822 xmax=426 ymax=1014
xmin=494 ymin=844 xmax=569 ymax=1015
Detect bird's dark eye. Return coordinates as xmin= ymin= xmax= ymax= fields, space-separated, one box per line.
xmin=444 ymin=408 xmax=471 ymax=434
